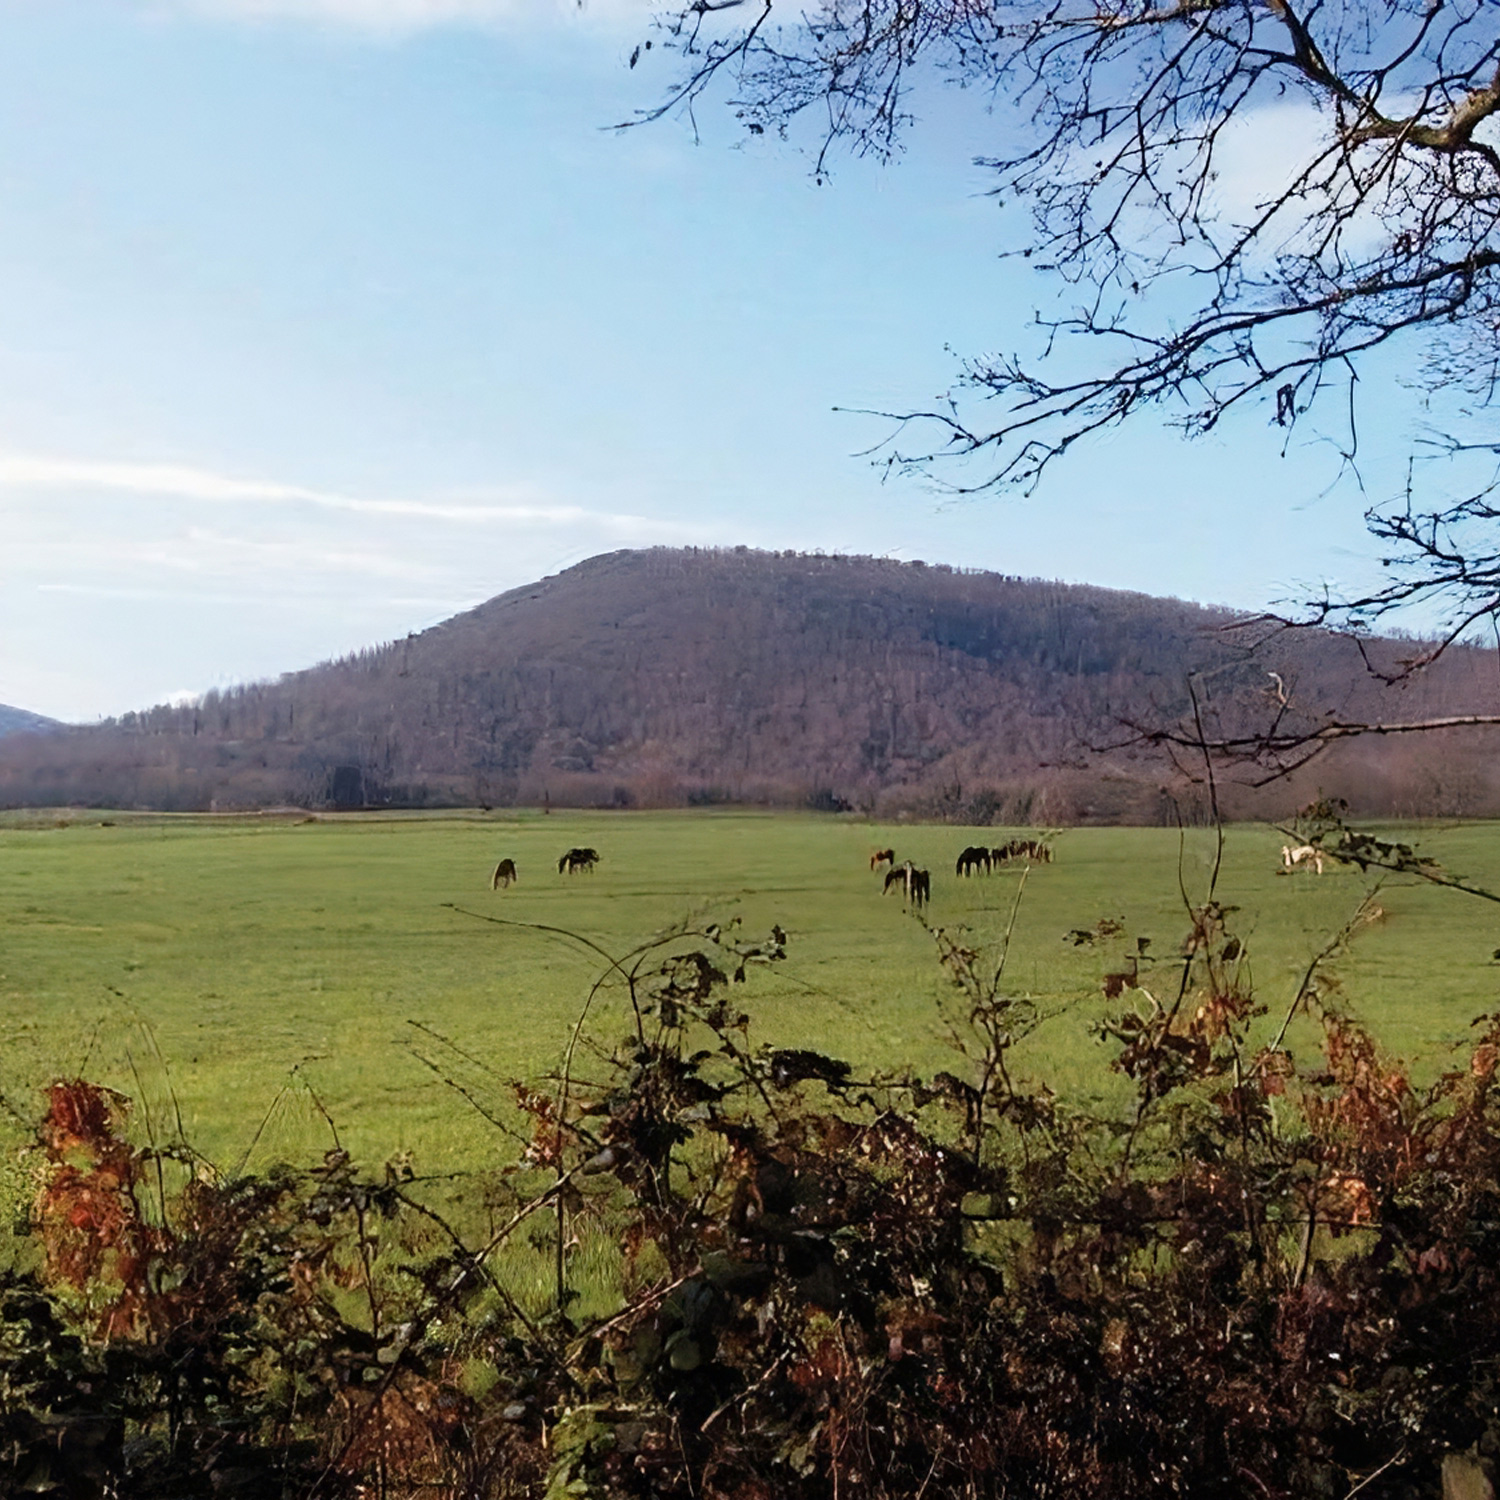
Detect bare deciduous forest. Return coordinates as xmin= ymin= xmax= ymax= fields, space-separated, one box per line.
xmin=2 ymin=547 xmax=1498 ymax=820
xmin=0 ymin=705 xmax=58 ymax=738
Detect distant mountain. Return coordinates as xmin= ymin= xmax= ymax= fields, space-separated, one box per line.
xmin=0 ymin=703 xmax=59 ymax=738
xmin=0 ymin=548 xmax=1497 ymax=820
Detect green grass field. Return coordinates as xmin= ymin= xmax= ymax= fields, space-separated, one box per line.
xmin=1 ymin=808 xmax=1498 ymax=1177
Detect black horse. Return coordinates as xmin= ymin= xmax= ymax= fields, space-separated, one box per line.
xmin=956 ymin=845 xmax=992 ymax=876
xmin=558 ymin=847 xmax=600 ymax=874
xmin=885 ymin=861 xmax=931 ymax=908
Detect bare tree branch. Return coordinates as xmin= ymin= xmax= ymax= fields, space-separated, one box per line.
xmin=638 ymin=0 xmax=1500 ymax=642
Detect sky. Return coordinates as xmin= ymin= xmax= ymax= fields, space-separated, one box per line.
xmin=0 ymin=0 xmax=1437 ymax=721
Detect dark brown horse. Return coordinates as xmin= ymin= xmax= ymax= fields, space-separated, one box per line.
xmin=884 ymin=861 xmax=931 ymax=908
xmin=490 ymin=857 xmax=518 ymax=890
xmin=870 ymin=848 xmax=897 ymax=872
xmin=558 ymin=847 xmax=600 ymax=874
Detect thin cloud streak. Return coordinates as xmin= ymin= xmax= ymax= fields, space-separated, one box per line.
xmin=21 ymin=534 xmax=442 ymax=583
xmin=0 ymin=451 xmax=692 ymax=537
xmin=35 ymin=581 xmax=468 ymax=610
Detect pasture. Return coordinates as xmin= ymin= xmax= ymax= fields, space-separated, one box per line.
xmin=1 ymin=808 xmax=1498 ymax=1179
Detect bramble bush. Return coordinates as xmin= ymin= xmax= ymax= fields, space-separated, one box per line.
xmin=5 ymin=858 xmax=1500 ymax=1498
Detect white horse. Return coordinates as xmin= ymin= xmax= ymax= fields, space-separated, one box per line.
xmin=1281 ymin=844 xmax=1324 ymax=875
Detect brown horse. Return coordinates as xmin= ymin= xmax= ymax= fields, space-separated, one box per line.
xmin=884 ymin=861 xmax=931 ymax=908
xmin=870 ymin=848 xmax=896 ymax=872
xmin=994 ymin=838 xmax=1053 ymax=865
xmin=491 ymin=857 xmax=518 ymax=890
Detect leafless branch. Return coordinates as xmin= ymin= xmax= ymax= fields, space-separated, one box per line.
xmin=639 ymin=0 xmax=1500 ymax=626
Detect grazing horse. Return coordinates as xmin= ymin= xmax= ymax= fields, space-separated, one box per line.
xmin=558 ymin=847 xmax=600 ymax=875
xmin=1281 ymin=844 xmax=1324 ymax=875
xmin=955 ymin=845 xmax=991 ymax=877
xmin=995 ymin=838 xmax=1053 ymax=865
xmin=870 ymin=848 xmax=897 ymax=872
xmin=884 ymin=861 xmax=930 ymax=908
xmin=490 ymin=857 xmax=518 ymax=890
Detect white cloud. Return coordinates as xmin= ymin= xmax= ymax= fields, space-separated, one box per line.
xmin=1204 ymin=97 xmax=1403 ymax=263
xmin=0 ymin=449 xmax=690 ymax=538
xmin=1204 ymin=99 xmax=1328 ymax=227
xmin=29 ymin=529 xmax=443 ymax=583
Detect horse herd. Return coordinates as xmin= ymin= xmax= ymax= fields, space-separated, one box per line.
xmin=954 ymin=840 xmax=1053 ymax=876
xmin=494 ymin=835 xmax=1325 ymax=901
xmin=870 ymin=839 xmax=1054 ymax=910
xmin=491 ymin=838 xmax=1055 ymax=905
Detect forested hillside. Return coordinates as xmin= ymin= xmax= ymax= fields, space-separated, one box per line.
xmin=1 ymin=547 xmax=1496 ymax=820
xmin=0 ymin=704 xmax=58 ymax=738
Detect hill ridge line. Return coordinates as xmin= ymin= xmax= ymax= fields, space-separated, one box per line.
xmin=0 ymin=546 xmax=1490 ymax=821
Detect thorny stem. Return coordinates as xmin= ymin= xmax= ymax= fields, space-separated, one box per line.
xmin=1269 ymin=885 xmax=1388 ymax=1056
xmin=972 ymin=867 xmax=1030 ymax=1168
xmin=312 ymin=1166 xmax=584 ymax=1496
xmin=449 ymin=905 xmax=780 ymax=1308
xmin=1188 ymin=677 xmax=1225 ymax=904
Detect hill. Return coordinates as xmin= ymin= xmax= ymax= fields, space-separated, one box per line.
xmin=0 ymin=704 xmax=59 ymax=738
xmin=0 ymin=547 xmax=1497 ymax=820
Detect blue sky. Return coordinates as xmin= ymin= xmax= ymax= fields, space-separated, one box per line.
xmin=0 ymin=0 xmax=1425 ymax=720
